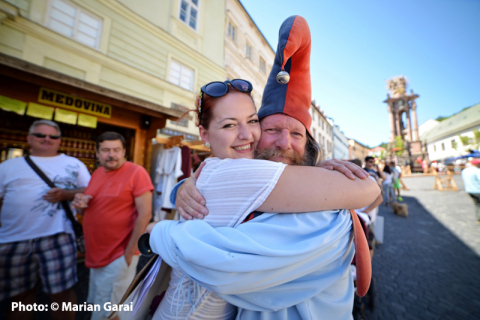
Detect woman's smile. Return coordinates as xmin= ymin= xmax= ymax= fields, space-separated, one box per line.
xmin=232 ymin=143 xmax=253 ymax=152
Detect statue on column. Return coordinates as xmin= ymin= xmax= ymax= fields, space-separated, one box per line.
xmin=383 ymin=76 xmax=424 ymax=172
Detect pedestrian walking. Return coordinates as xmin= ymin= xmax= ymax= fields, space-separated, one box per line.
xmin=382 ymin=165 xmax=394 ymax=206
xmin=461 ymin=158 xmax=480 ymax=224
xmin=364 ymin=156 xmax=386 ymax=181
xmin=391 ymin=161 xmax=403 ymax=201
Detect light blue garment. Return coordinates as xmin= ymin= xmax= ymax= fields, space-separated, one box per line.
xmin=150 ymin=210 xmax=355 ymax=320
xmin=462 ymin=166 xmax=480 ymax=193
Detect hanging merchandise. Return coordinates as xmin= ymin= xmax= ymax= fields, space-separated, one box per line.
xmin=152 ymin=135 xmax=211 ymax=221
xmin=154 ymin=146 xmax=183 ymax=211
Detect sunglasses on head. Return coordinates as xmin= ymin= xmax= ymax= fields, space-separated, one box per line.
xmin=30 ymin=133 xmax=61 ymax=139
xmin=199 ymin=79 xmax=253 ymax=112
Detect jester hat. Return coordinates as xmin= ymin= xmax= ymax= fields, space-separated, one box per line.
xmin=259 ymin=15 xmax=313 ymax=136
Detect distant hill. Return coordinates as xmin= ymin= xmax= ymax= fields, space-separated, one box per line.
xmin=378 ymin=142 xmax=388 ymax=149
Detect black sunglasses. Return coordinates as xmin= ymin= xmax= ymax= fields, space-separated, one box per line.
xmin=30 ymin=133 xmax=61 ymax=139
xmin=199 ymin=79 xmax=253 ymax=112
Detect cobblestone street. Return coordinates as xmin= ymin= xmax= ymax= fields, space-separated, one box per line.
xmin=365 ymin=175 xmax=480 ymax=320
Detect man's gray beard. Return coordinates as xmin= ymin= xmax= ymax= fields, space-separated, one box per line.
xmin=254 ymin=148 xmax=308 ymax=166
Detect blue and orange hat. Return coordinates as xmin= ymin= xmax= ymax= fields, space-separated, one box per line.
xmin=259 ymin=15 xmax=312 ymax=137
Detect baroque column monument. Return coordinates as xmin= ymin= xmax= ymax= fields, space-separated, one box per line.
xmin=383 ymin=76 xmax=424 ymax=163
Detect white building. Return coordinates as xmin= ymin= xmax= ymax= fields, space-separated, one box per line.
xmin=419 ymin=119 xmax=440 ymax=139
xmin=309 ymin=101 xmax=333 ymax=160
xmin=422 ymin=102 xmax=480 ymax=161
xmin=224 ymin=0 xmax=275 ymax=108
xmin=331 ymin=123 xmax=349 ymax=160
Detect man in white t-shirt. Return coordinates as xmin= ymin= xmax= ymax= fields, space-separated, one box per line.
xmin=0 ymin=120 xmax=90 ymax=320
xmin=461 ymin=159 xmax=480 ymax=223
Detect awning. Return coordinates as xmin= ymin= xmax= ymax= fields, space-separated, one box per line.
xmin=0 ymin=52 xmax=183 ymax=120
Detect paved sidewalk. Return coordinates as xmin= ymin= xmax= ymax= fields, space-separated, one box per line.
xmin=366 ymin=175 xmax=480 ymax=319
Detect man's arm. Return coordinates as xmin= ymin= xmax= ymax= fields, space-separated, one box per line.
xmin=71 ymin=193 xmax=93 ymax=215
xmin=43 ymin=187 xmax=86 ymax=203
xmin=124 ymin=191 xmax=152 ymax=266
xmin=376 ymin=165 xmax=386 ymax=181
xmin=174 ymin=162 xmax=207 ymax=220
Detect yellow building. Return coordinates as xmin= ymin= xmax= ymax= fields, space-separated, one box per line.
xmin=348 ymin=139 xmax=371 ymax=164
xmin=224 ymin=0 xmax=274 ymax=108
xmin=0 ymin=0 xmax=226 ymax=169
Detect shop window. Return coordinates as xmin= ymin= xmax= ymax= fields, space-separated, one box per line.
xmin=259 ymin=57 xmax=266 ymax=74
xmin=47 ymin=0 xmax=103 ymax=49
xmin=179 ymin=0 xmax=199 ymax=30
xmin=228 ymin=21 xmax=236 ymax=42
xmin=169 ymin=103 xmax=189 ymax=128
xmin=441 ymin=142 xmax=445 ymax=151
xmin=246 ymin=42 xmax=252 ymax=60
xmin=169 ymin=60 xmax=194 ymax=91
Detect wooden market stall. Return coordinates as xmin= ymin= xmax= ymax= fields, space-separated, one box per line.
xmin=0 ymin=53 xmax=183 ymax=173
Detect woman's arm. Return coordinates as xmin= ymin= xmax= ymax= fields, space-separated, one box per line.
xmin=257 ymin=166 xmax=380 ymax=213
xmin=175 ymin=159 xmax=372 ymax=219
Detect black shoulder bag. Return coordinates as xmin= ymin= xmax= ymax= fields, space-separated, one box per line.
xmin=25 ymin=155 xmax=86 ymax=253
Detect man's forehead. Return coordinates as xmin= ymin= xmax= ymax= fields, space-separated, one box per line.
xmin=99 ymin=140 xmax=124 ymax=149
xmin=260 ymin=114 xmax=306 ymax=132
xmin=34 ymin=124 xmax=58 ymax=133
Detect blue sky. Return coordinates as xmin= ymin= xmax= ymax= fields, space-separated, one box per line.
xmin=240 ymin=0 xmax=480 ymax=147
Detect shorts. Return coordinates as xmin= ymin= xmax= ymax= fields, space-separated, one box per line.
xmin=0 ymin=232 xmax=77 ymax=301
xmin=88 ymin=254 xmax=139 ymax=320
xmin=393 ymin=179 xmax=401 ymax=189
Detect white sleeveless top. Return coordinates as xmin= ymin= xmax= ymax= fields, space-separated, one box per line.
xmin=153 ymin=158 xmax=286 ymax=319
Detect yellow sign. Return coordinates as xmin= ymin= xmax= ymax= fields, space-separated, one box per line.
xmin=0 ymin=95 xmax=27 ymax=115
xmin=78 ymin=113 xmax=98 ymax=128
xmin=38 ymin=88 xmax=112 ymax=118
xmin=27 ymin=103 xmax=54 ymax=120
xmin=55 ymin=108 xmax=78 ymax=125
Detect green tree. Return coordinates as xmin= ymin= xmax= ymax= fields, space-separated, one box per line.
xmin=473 ymin=129 xmax=480 ymax=149
xmin=395 ymin=136 xmax=404 ymax=156
xmin=452 ymin=140 xmax=457 ymax=150
xmin=458 ymin=135 xmax=470 ymax=146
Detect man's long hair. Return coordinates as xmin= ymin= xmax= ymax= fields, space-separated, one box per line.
xmin=305 ymin=134 xmax=322 ymax=166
